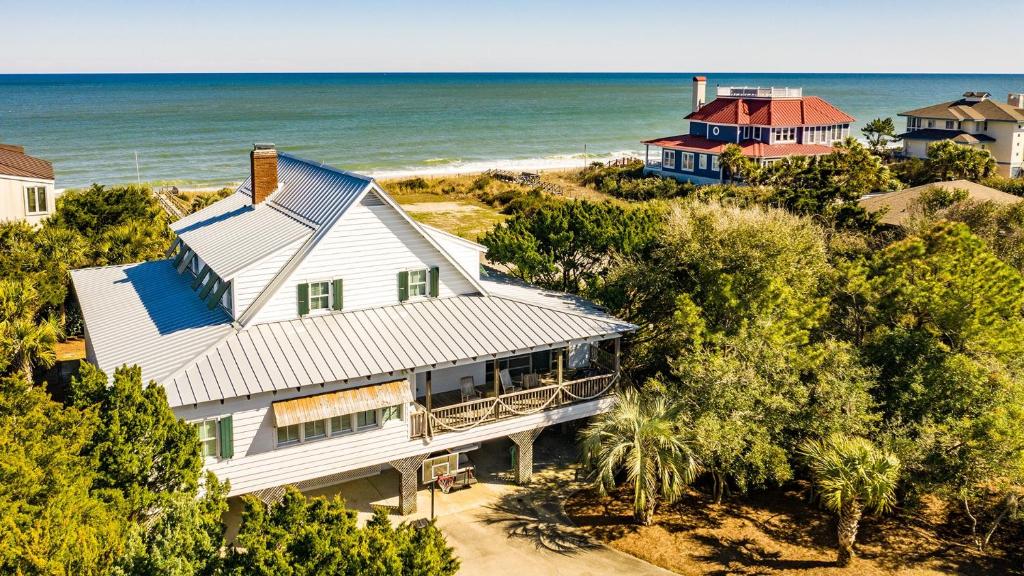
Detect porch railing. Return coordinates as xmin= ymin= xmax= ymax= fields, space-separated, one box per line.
xmin=409 ymin=372 xmax=618 ymax=440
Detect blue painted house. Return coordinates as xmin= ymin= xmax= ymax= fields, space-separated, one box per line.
xmin=643 ymin=76 xmax=856 ymax=183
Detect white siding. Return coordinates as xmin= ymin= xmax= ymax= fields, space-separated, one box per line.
xmin=251 ymin=200 xmax=477 ymax=324
xmin=422 ymin=226 xmax=483 ymax=281
xmin=0 ymin=175 xmax=55 ymax=226
xmin=232 ymin=238 xmax=306 ymax=318
xmin=180 ymin=379 xmax=612 ymax=496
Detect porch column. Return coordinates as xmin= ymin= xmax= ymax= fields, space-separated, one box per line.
xmin=644 ymin=144 xmax=649 ymax=166
xmin=493 ymin=358 xmax=500 ymax=397
xmin=613 ymin=338 xmax=621 ymax=376
xmin=389 ymin=455 xmax=427 ymax=515
xmin=556 ymin=348 xmax=563 ymax=385
xmin=509 ymin=428 xmax=544 ymax=485
xmin=425 ymin=371 xmax=432 ymax=437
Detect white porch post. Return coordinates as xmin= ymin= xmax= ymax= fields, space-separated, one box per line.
xmin=425 ymin=370 xmax=432 ymax=437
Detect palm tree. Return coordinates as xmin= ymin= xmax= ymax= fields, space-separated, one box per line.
xmin=579 ymin=388 xmax=699 ymax=525
xmin=800 ymin=434 xmax=901 ymax=566
xmin=6 ymin=316 xmax=59 ymax=383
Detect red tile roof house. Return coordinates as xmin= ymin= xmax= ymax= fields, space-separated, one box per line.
xmin=642 ymin=76 xmax=856 ymax=184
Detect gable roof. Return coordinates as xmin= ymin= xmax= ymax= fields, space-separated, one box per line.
xmin=0 ymin=144 xmax=54 ymax=180
xmin=686 ymin=96 xmax=854 ymax=126
xmin=859 ymin=180 xmax=1022 ymax=226
xmin=169 ymin=152 xmax=488 ymax=322
xmin=899 ymin=98 xmax=1024 ymax=123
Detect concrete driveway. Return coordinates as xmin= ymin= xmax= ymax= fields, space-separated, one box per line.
xmin=435 ymin=479 xmax=673 ymax=576
xmin=226 ymin=430 xmax=673 ymax=576
xmin=431 ymin=433 xmax=673 ymax=576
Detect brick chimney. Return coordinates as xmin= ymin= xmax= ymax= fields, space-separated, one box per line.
xmin=250 ymin=143 xmax=278 ymax=205
xmin=692 ymin=76 xmax=707 ymax=113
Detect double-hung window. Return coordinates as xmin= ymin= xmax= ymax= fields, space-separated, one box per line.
xmin=197 ymin=420 xmax=218 ymax=458
xmin=330 ymin=414 xmax=352 ymax=436
xmin=698 ymin=154 xmax=707 ymax=170
xmin=662 ymin=149 xmax=676 ymax=169
xmin=382 ymin=405 xmax=402 ymax=423
xmin=711 ymin=155 xmax=720 ymax=173
xmin=408 ymin=269 xmax=428 ymax=298
xmin=309 ymin=281 xmax=331 ymax=311
xmin=681 ymin=152 xmax=695 ymax=171
xmin=277 ymin=424 xmax=300 ymax=446
xmin=303 ymin=419 xmax=327 ymax=441
xmin=772 ymin=128 xmax=796 ymax=143
xmin=357 ymin=409 xmax=379 ymax=430
xmin=25 ymin=186 xmax=47 ymax=215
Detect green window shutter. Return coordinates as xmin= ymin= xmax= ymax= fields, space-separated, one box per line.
xmin=218 ymin=416 xmax=234 ymax=459
xmin=429 ymin=266 xmax=440 ymax=297
xmin=332 ymin=278 xmax=344 ymax=311
xmin=297 ymin=282 xmax=309 ymax=316
xmin=191 ymin=264 xmax=210 ymax=290
xmin=397 ymin=271 xmax=409 ymax=302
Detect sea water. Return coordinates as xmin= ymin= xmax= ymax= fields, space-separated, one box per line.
xmin=1 ymin=72 xmax=1022 ymax=188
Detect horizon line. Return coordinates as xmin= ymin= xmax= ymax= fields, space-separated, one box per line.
xmin=2 ymin=70 xmax=1024 ymax=76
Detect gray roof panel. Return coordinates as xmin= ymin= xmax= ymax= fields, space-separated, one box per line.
xmin=70 ymin=260 xmax=235 ymax=387
xmin=162 ymin=292 xmax=634 ymax=407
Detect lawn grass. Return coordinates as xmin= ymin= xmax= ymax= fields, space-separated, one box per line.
xmin=566 ymin=483 xmax=1022 ymax=575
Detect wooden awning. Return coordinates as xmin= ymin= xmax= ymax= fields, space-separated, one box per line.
xmin=272 ymin=379 xmax=413 ymax=427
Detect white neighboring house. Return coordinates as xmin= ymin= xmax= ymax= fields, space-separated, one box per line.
xmin=71 ymin=144 xmax=633 ymax=514
xmin=0 ymin=144 xmax=56 ymax=225
xmin=898 ymin=92 xmax=1024 ymax=178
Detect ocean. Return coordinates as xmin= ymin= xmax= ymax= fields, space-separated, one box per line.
xmin=1 ymin=73 xmax=1022 ymax=189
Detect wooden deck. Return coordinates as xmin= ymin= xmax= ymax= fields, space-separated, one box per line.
xmin=409 ymin=371 xmax=617 ymax=439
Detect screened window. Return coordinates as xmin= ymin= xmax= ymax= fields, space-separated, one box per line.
xmin=196 ymin=420 xmax=218 ymax=458
xmin=25 ymin=186 xmax=47 ymax=215
xmin=304 ymin=419 xmax=327 ymax=441
xmin=357 ymin=409 xmax=378 ymax=430
xmin=330 ymin=414 xmax=352 ymax=435
xmin=408 ymin=269 xmax=428 ymax=298
xmin=276 ymin=424 xmax=300 ymax=446
xmin=309 ymin=281 xmax=331 ymax=311
xmin=382 ymin=405 xmax=402 ymax=423
xmin=680 ymin=152 xmax=695 ymax=171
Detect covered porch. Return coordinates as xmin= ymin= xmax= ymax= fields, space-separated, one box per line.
xmin=409 ymin=339 xmax=620 ymax=440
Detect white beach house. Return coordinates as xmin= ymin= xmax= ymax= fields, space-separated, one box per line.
xmin=71 ymin=145 xmax=632 ymax=513
xmin=0 ymin=143 xmax=56 ymax=225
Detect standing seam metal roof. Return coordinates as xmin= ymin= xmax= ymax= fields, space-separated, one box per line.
xmin=163 ymin=292 xmax=634 ymax=407
xmin=169 ymin=153 xmax=373 ymax=280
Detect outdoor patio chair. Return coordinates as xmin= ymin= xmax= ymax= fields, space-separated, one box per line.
xmin=499 ymin=369 xmax=519 ymax=394
xmin=521 ymin=373 xmax=540 ymax=390
xmin=459 ymin=376 xmax=482 ymax=402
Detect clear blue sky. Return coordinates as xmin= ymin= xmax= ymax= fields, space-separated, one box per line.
xmin=6 ymin=0 xmax=1022 ymax=73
